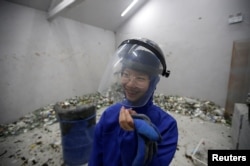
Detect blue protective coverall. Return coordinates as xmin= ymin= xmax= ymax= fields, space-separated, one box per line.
xmin=88 ymin=97 xmax=178 ymax=166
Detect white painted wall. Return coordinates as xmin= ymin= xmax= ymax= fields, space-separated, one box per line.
xmin=1 ymin=0 xmax=249 ymax=124
xmin=116 ymin=0 xmax=250 ymax=107
xmin=0 ymin=1 xmax=115 ymax=123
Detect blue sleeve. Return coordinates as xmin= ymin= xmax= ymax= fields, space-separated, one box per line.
xmin=151 ymin=116 xmax=178 ymax=166
xmin=88 ymin=119 xmax=103 ymax=166
xmin=119 ymin=130 xmax=137 ymax=166
xmin=88 ymin=104 xmax=123 ymax=166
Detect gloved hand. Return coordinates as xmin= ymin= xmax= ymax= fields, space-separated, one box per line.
xmin=131 ymin=114 xmax=162 ymax=166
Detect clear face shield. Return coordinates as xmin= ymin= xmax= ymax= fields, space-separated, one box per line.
xmin=98 ymin=41 xmax=164 ymax=108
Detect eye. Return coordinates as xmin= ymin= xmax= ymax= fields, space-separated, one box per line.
xmin=136 ymin=76 xmax=147 ymax=81
xmin=122 ymin=72 xmax=129 ymax=78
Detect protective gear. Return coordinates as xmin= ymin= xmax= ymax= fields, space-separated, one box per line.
xmin=98 ymin=38 xmax=170 ymax=107
xmin=88 ymin=100 xmax=178 ymax=166
xmin=119 ymin=39 xmax=170 ymax=78
xmin=121 ymin=49 xmax=162 ymax=76
xmin=131 ymin=114 xmax=162 ymax=166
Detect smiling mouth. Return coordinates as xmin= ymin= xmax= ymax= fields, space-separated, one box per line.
xmin=124 ymin=89 xmax=138 ymax=97
xmin=126 ymin=91 xmax=136 ymax=96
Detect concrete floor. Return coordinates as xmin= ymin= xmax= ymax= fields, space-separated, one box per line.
xmin=170 ymin=112 xmax=232 ymax=166
xmin=0 ymin=107 xmax=232 ymax=166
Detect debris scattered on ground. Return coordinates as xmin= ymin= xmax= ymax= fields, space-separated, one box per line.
xmin=0 ymin=93 xmax=232 ymax=166
xmin=153 ymin=94 xmax=227 ymax=124
xmin=0 ymin=93 xmax=228 ymax=138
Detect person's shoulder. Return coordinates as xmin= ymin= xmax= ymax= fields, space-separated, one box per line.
xmin=102 ymin=103 xmax=122 ymax=115
xmin=97 ymin=103 xmax=122 ymax=130
xmin=105 ymin=102 xmax=122 ymax=110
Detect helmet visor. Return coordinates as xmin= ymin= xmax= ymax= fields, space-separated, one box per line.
xmin=98 ymin=43 xmax=163 ymax=107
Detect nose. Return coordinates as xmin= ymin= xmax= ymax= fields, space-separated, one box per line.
xmin=126 ymin=77 xmax=137 ymax=87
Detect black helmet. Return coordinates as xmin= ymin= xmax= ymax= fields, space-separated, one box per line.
xmin=98 ymin=38 xmax=170 ymax=107
xmin=121 ymin=49 xmax=161 ymax=76
xmin=118 ymin=38 xmax=170 ymax=77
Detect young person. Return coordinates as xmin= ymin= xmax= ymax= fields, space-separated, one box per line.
xmin=89 ymin=38 xmax=178 ymax=166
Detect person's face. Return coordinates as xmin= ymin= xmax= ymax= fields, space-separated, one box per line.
xmin=121 ymin=68 xmax=150 ymax=102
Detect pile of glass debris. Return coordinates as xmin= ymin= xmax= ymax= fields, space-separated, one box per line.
xmin=0 ymin=93 xmax=227 ymax=138
xmin=153 ymin=94 xmax=227 ymax=124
